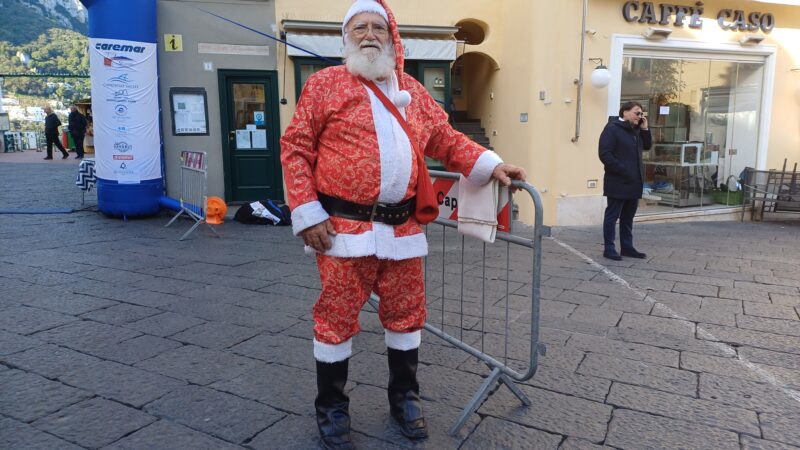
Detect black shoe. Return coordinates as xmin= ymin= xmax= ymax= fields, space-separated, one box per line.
xmin=61 ymin=153 xmax=69 ymax=159
xmin=75 ymin=155 xmax=83 ymax=159
xmin=603 ymin=251 xmax=622 ymax=261
xmin=43 ymin=157 xmax=53 ymax=160
xmin=315 ymin=360 xmax=354 ymax=450
xmin=621 ymin=248 xmax=647 ymax=259
xmin=388 ymin=348 xmax=428 ymax=440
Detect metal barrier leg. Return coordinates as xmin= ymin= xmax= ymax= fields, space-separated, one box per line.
xmin=179 ymin=215 xmax=203 ymax=241
xmin=448 ymin=367 xmax=502 ymax=436
xmin=165 ymin=209 xmax=186 ymax=228
xmin=204 ymin=222 xmax=221 ymax=238
xmin=499 ymin=373 xmax=531 ymax=405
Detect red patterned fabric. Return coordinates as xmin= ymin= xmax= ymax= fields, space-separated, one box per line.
xmin=281 ymin=65 xmax=486 ymax=239
xmin=313 ymin=253 xmax=426 ymax=344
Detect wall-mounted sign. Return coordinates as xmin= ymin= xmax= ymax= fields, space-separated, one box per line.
xmin=164 ymin=34 xmax=183 ymax=52
xmin=622 ymin=2 xmax=775 ymax=33
xmin=197 ymin=43 xmax=269 ymax=56
xmin=169 ymin=87 xmax=209 ymax=136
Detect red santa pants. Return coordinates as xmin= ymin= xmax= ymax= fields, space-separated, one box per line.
xmin=313 ymin=254 xmax=426 ymax=345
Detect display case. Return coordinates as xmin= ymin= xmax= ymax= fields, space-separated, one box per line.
xmin=643 ymin=142 xmax=718 ymax=207
xmin=643 ymin=143 xmax=718 ymax=167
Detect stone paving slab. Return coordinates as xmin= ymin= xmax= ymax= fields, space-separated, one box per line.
xmin=86 ymin=334 xmax=183 ymax=365
xmin=681 ymin=351 xmax=800 ymax=390
xmin=58 ymin=360 xmax=186 ymax=407
xmin=605 ymin=409 xmax=740 ymax=449
xmin=0 ymin=369 xmax=92 ymax=422
xmin=606 ymin=382 xmax=759 ymax=435
xmin=699 ymin=373 xmax=800 ymax=414
xmin=32 ymin=398 xmax=156 ymax=449
xmin=102 ymin=420 xmax=245 ymax=450
xmin=461 ymin=416 xmax=561 ymax=450
xmin=577 ymin=353 xmax=697 ymax=397
xmin=31 ymin=320 xmax=142 ymax=353
xmin=19 ymin=293 xmax=118 ymax=316
xmin=0 ymin=329 xmax=42 ymax=356
xmin=134 ymin=345 xmax=263 ymax=386
xmin=741 ymin=435 xmax=800 ymax=450
xmin=144 ymin=385 xmax=284 ymax=444
xmin=210 ymin=363 xmax=316 ymax=416
xmin=0 ymin=305 xmax=79 ymax=335
xmin=566 ymin=332 xmax=680 ymax=367
xmin=760 ymin=411 xmax=800 ymax=448
xmin=124 ymin=311 xmax=206 ymax=337
xmin=0 ymin=417 xmax=84 ymax=450
xmin=4 ymin=162 xmax=800 ymax=448
xmin=479 ymin=383 xmax=613 ymax=443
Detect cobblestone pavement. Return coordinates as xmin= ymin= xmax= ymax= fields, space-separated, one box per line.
xmin=2 ymin=160 xmax=800 ymax=449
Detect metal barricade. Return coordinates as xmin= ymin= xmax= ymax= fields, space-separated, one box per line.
xmin=165 ymin=151 xmax=220 ymax=240
xmin=369 ymin=170 xmax=548 ymax=435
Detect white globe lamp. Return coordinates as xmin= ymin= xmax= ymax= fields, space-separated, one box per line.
xmin=590 ymin=65 xmax=611 ymax=88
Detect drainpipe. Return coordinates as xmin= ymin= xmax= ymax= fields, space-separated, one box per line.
xmin=571 ymin=0 xmax=588 ymax=143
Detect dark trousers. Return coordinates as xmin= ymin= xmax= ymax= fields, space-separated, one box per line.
xmin=45 ymin=133 xmax=67 ymax=158
xmin=71 ymin=132 xmax=85 ymax=157
xmin=603 ymin=197 xmax=639 ymax=253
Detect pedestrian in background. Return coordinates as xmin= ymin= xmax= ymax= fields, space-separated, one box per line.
xmin=43 ymin=106 xmax=68 ymax=160
xmin=68 ymin=105 xmax=87 ymax=159
xmin=598 ymin=101 xmax=651 ymax=261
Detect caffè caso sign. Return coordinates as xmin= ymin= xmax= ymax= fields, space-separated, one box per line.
xmin=622 ymin=2 xmax=775 ymax=33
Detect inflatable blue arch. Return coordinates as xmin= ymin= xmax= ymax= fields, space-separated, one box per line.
xmin=82 ymin=0 xmax=163 ymax=218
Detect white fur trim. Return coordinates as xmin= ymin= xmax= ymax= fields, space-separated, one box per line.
xmin=363 ymin=78 xmax=412 ymax=205
xmin=291 ymin=201 xmax=330 ymax=236
xmin=467 ymin=151 xmax=504 ymax=186
xmin=343 ymin=0 xmax=388 ymax=34
xmin=385 ymin=329 xmax=421 ymax=351
xmin=314 ymin=338 xmax=353 ymax=363
xmin=305 ymin=227 xmax=428 ymax=260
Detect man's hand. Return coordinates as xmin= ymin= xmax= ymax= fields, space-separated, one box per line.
xmin=492 ymin=163 xmax=527 ymax=190
xmin=300 ymin=220 xmax=337 ymax=253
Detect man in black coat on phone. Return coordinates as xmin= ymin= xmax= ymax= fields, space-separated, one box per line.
xmin=598 ymin=101 xmax=652 ymax=261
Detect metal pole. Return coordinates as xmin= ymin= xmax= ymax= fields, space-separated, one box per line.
xmin=0 ymin=77 xmax=5 ymax=114
xmin=571 ymin=0 xmax=588 ymax=143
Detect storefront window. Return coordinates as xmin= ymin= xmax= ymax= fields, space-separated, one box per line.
xmin=293 ymin=58 xmax=341 ymax=100
xmin=621 ymin=55 xmax=764 ymax=214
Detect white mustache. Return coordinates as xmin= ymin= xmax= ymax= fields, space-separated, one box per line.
xmin=360 ymin=40 xmax=381 ymax=50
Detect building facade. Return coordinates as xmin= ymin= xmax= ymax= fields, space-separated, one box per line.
xmin=154 ymin=0 xmax=800 ymax=226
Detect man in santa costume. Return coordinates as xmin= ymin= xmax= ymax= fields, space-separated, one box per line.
xmin=280 ymin=1 xmax=526 ymax=448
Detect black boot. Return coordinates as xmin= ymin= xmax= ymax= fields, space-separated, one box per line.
xmin=387 ymin=348 xmax=428 ymax=439
xmin=315 ymin=360 xmax=354 ymax=450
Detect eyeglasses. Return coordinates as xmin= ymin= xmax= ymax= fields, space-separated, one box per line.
xmin=634 ymin=111 xmax=644 ymax=116
xmin=348 ymin=22 xmax=389 ymax=38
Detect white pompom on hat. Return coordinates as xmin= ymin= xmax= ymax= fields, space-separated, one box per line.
xmin=342 ymin=0 xmax=389 ymax=35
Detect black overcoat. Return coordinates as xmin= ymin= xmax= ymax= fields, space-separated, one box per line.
xmin=598 ymin=116 xmax=652 ymax=199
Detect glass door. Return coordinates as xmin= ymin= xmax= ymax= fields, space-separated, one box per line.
xmin=620 ymin=55 xmax=764 ymax=214
xmin=218 ymin=70 xmax=282 ymax=202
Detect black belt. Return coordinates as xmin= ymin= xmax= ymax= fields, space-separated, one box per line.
xmin=318 ymin=192 xmax=415 ymax=225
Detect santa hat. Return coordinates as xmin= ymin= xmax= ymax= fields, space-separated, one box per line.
xmin=343 ymin=0 xmax=411 ymax=108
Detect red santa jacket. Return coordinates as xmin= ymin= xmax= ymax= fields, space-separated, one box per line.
xmin=280 ymin=65 xmax=501 ymax=260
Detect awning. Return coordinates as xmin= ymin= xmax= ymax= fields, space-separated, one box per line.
xmin=286 ymin=32 xmax=457 ymax=61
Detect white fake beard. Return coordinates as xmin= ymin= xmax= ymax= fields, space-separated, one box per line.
xmin=344 ymin=39 xmax=396 ymax=81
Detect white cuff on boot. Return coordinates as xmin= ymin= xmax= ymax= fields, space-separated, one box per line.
xmin=385 ymin=329 xmax=421 ymax=351
xmin=314 ymin=338 xmax=352 ymax=363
